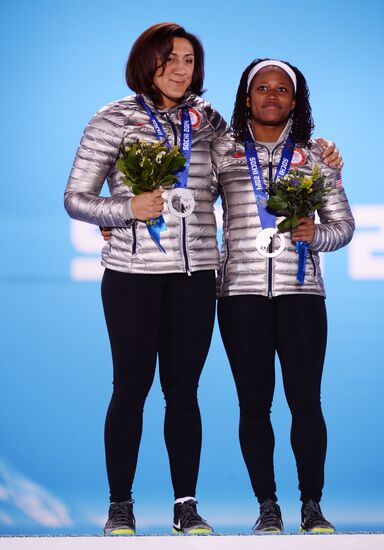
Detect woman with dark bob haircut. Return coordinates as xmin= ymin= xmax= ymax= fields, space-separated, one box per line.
xmin=66 ymin=24 xmax=342 ymax=535
xmin=65 ymin=22 xmax=229 ymax=536
xmin=126 ymin=23 xmax=205 ymax=105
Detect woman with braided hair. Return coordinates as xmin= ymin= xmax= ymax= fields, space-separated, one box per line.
xmin=214 ymin=58 xmax=354 ymax=534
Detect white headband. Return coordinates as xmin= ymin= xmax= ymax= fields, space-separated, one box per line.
xmin=246 ymin=60 xmax=297 ymax=93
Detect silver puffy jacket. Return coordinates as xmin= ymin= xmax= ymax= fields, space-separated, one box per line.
xmin=213 ymin=123 xmax=355 ymax=298
xmin=65 ymin=93 xmax=229 ymax=274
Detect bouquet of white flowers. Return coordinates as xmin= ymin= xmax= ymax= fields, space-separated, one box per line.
xmin=117 ymin=139 xmax=186 ymax=252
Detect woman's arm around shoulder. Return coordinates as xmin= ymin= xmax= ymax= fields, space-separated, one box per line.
xmin=200 ymin=98 xmax=230 ymax=138
xmin=210 ymin=131 xmax=235 ymax=201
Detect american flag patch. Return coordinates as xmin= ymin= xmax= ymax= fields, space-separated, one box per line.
xmin=336 ymin=171 xmax=343 ymax=188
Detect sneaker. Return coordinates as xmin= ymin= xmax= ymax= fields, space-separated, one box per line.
xmin=173 ymin=499 xmax=213 ymax=534
xmin=252 ymin=499 xmax=283 ymax=534
xmin=103 ymin=500 xmax=136 ymax=535
xmin=300 ymin=500 xmax=335 ymax=533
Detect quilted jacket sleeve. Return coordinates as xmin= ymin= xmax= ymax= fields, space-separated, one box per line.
xmin=308 ymin=142 xmax=355 ymax=252
xmin=64 ymin=106 xmax=132 ymax=227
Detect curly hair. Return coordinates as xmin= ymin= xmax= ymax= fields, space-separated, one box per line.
xmin=231 ymin=58 xmax=314 ymax=145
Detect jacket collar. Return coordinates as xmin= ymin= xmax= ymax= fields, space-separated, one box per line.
xmin=275 ymin=118 xmax=293 ymax=146
xmin=247 ymin=117 xmax=293 ymax=148
xmin=139 ymin=91 xmax=197 ymax=114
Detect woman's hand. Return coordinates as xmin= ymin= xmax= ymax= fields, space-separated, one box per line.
xmin=101 ymin=227 xmax=112 ymax=241
xmin=291 ymin=217 xmax=315 ymax=243
xmin=131 ymin=188 xmax=164 ymax=221
xmin=99 ymin=189 xmax=164 ymax=241
xmin=315 ymin=138 xmax=343 ymax=169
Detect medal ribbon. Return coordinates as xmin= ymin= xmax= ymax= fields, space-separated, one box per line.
xmin=135 ymin=95 xmax=193 ymax=253
xmin=245 ymin=132 xmax=308 ymax=284
xmin=295 ymin=240 xmax=308 ymax=284
xmin=244 ymin=130 xmax=295 ymax=229
xmin=176 ymin=108 xmax=192 ymax=188
xmin=136 ymin=95 xmax=192 ymax=187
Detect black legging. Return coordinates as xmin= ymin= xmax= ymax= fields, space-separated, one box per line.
xmin=101 ymin=268 xmax=216 ymax=503
xmin=218 ymin=294 xmax=327 ymax=504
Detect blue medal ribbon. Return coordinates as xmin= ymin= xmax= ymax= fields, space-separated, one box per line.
xmin=244 ymin=130 xmax=295 ymax=229
xmin=244 ymin=131 xmax=308 ymax=284
xmin=176 ymin=108 xmax=192 ymax=188
xmin=136 ymin=95 xmax=172 ymax=148
xmin=135 ymin=95 xmax=193 ymax=252
xmin=295 ymin=240 xmax=308 ymax=284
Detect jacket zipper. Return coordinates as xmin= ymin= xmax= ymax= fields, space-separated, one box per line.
xmin=166 ymin=112 xmax=178 ymax=144
xmin=248 ymin=125 xmax=290 ymax=298
xmin=267 ymin=151 xmax=274 ymax=298
xmin=165 ymin=112 xmax=191 ymax=275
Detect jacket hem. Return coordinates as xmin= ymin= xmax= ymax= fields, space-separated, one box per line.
xmin=100 ymin=260 xmax=219 ymax=275
xmin=217 ymin=288 xmax=326 ymax=298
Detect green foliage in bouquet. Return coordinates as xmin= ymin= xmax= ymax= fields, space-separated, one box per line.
xmin=267 ymin=164 xmax=331 ymax=232
xmin=117 ymin=139 xmax=186 ymax=195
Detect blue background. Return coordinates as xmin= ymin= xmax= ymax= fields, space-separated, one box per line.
xmin=0 ymin=0 xmax=383 ymax=535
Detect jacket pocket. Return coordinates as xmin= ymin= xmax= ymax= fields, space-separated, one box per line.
xmin=222 ymin=236 xmax=230 ymax=278
xmin=309 ymin=251 xmax=317 ymax=277
xmin=219 ymin=235 xmax=230 ymax=292
xmin=132 ymin=222 xmax=137 ymax=255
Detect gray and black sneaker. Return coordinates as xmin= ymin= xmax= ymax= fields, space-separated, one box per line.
xmin=300 ymin=500 xmax=335 ymax=533
xmin=252 ymin=499 xmax=283 ymax=534
xmin=173 ymin=499 xmax=213 ymax=534
xmin=103 ymin=499 xmax=136 ymax=535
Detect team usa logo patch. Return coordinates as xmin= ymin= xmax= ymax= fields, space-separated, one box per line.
xmin=290 ymin=148 xmax=306 ymax=167
xmin=179 ymin=107 xmax=202 ymax=128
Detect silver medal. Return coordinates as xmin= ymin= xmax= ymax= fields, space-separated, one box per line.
xmin=168 ymin=188 xmax=195 ymax=218
xmin=256 ymin=228 xmax=285 ymax=258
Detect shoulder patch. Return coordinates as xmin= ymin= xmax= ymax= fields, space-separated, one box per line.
xmin=290 ymin=147 xmax=306 ymax=167
xmin=178 ymin=107 xmax=202 ymax=128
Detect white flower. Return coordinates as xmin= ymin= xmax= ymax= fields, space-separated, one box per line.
xmin=155 ymin=151 xmax=166 ymax=164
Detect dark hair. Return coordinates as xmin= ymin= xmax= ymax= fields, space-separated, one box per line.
xmin=231 ymin=58 xmax=314 ymax=145
xmin=126 ymin=22 xmax=205 ymax=106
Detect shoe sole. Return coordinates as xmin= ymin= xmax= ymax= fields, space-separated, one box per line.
xmin=104 ymin=528 xmax=135 ymax=535
xmin=300 ymin=527 xmax=335 ymax=534
xmin=173 ymin=528 xmax=213 ymax=535
xmin=253 ymin=529 xmax=283 ymax=535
